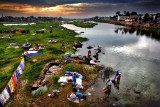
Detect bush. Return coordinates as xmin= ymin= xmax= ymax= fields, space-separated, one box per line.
xmin=65 ymin=63 xmax=79 ymax=72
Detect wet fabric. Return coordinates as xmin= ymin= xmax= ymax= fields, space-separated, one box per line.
xmin=4 ymin=88 xmax=10 ymax=100
xmin=16 ymin=70 xmax=20 ymax=79
xmin=0 ymin=95 xmax=4 ymax=106
xmin=29 ymin=53 xmax=43 ymax=56
xmin=10 ymin=78 xmax=15 ymax=93
xmin=20 ymin=61 xmax=24 ymax=71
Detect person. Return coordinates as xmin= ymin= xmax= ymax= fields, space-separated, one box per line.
xmin=107 ymin=79 xmax=112 ymax=89
xmin=95 ymin=50 xmax=99 ymax=60
xmin=62 ymin=40 xmax=64 ymax=48
xmin=72 ymin=73 xmax=77 ymax=85
xmin=88 ymin=50 xmax=91 ymax=60
xmin=117 ymin=73 xmax=121 ymax=84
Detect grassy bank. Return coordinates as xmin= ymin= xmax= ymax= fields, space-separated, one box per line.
xmin=0 ymin=21 xmax=88 ymax=92
xmin=67 ymin=21 xmax=97 ymax=28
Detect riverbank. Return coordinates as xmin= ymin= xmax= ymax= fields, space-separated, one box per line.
xmin=67 ymin=21 xmax=97 ymax=28
xmin=109 ymin=20 xmax=160 ymax=31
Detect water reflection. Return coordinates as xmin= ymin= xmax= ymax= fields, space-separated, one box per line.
xmin=115 ymin=27 xmax=160 ymax=41
xmin=62 ymin=23 xmax=160 ymax=105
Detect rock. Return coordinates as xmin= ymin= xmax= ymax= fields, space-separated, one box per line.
xmin=32 ymin=59 xmax=37 ymax=62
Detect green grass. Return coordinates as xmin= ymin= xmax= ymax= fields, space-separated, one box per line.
xmin=0 ymin=21 xmax=88 ymax=92
xmin=68 ymin=21 xmax=97 ymax=28
xmin=0 ymin=61 xmax=19 ymax=92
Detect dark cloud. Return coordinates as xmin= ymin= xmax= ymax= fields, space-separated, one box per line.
xmin=0 ymin=0 xmax=159 ymax=17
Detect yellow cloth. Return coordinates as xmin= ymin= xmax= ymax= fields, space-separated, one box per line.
xmin=22 ymin=58 xmax=25 ymax=63
xmin=10 ymin=78 xmax=15 ymax=93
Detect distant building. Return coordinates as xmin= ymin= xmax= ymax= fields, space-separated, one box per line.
xmin=118 ymin=15 xmax=129 ymax=21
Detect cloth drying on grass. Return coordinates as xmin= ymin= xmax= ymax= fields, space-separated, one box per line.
xmin=58 ymin=76 xmax=82 ymax=86
xmin=67 ymin=92 xmax=79 ymax=103
xmin=64 ymin=52 xmax=74 ymax=56
xmin=65 ymin=71 xmax=83 ymax=79
xmin=29 ymin=53 xmax=43 ymax=56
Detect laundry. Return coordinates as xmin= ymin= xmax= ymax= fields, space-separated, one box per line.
xmin=8 ymin=82 xmax=13 ymax=93
xmin=76 ymin=92 xmax=87 ymax=100
xmin=65 ymin=71 xmax=83 ymax=79
xmin=29 ymin=53 xmax=43 ymax=56
xmin=58 ymin=76 xmax=82 ymax=86
xmin=6 ymin=84 xmax=11 ymax=96
xmin=3 ymin=88 xmax=10 ymax=100
xmin=0 ymin=95 xmax=4 ymax=106
xmin=20 ymin=61 xmax=24 ymax=71
xmin=1 ymin=91 xmax=6 ymax=103
xmin=64 ymin=52 xmax=74 ymax=56
xmin=17 ymin=66 xmax=23 ymax=74
xmin=67 ymin=92 xmax=79 ymax=103
xmin=12 ymin=74 xmax=17 ymax=88
xmin=10 ymin=78 xmax=15 ymax=93
xmin=15 ymin=69 xmax=20 ymax=79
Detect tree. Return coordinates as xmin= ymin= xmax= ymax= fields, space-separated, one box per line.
xmin=116 ymin=11 xmax=120 ymax=16
xmin=131 ymin=11 xmax=137 ymax=15
xmin=143 ymin=13 xmax=150 ymax=22
xmin=126 ymin=11 xmax=130 ymax=16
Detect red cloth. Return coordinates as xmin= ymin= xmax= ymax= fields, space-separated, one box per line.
xmin=19 ymin=30 xmax=21 ymax=33
xmin=12 ymin=74 xmax=17 ymax=88
xmin=26 ymin=51 xmax=29 ymax=58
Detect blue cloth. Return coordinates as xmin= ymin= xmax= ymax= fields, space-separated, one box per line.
xmin=115 ymin=70 xmax=119 ymax=79
xmin=0 ymin=95 xmax=4 ymax=106
xmin=16 ymin=70 xmax=20 ymax=79
xmin=29 ymin=53 xmax=43 ymax=56
xmin=72 ymin=74 xmax=77 ymax=84
xmin=20 ymin=61 xmax=24 ymax=71
xmin=4 ymin=88 xmax=10 ymax=100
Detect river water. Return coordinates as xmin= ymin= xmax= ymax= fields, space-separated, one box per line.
xmin=62 ymin=23 xmax=160 ymax=105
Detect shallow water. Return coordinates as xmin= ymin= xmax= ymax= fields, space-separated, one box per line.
xmin=62 ymin=23 xmax=160 ymax=105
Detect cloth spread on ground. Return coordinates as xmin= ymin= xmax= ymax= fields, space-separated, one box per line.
xmin=6 ymin=84 xmax=11 ymax=95
xmin=16 ymin=70 xmax=20 ymax=79
xmin=3 ymin=88 xmax=10 ymax=100
xmin=1 ymin=92 xmax=6 ymax=103
xmin=12 ymin=74 xmax=17 ymax=88
xmin=8 ymin=82 xmax=13 ymax=93
xmin=58 ymin=76 xmax=82 ymax=86
xmin=67 ymin=92 xmax=79 ymax=103
xmin=26 ymin=51 xmax=38 ymax=54
xmin=17 ymin=66 xmax=23 ymax=74
xmin=10 ymin=78 xmax=15 ymax=93
xmin=29 ymin=53 xmax=43 ymax=56
xmin=20 ymin=61 xmax=24 ymax=71
xmin=65 ymin=71 xmax=83 ymax=79
xmin=64 ymin=52 xmax=74 ymax=56
xmin=0 ymin=95 xmax=4 ymax=106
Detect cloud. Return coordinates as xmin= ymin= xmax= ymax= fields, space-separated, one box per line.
xmin=0 ymin=0 xmax=159 ymax=17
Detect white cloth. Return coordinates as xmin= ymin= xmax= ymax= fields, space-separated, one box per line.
xmin=58 ymin=76 xmax=82 ymax=86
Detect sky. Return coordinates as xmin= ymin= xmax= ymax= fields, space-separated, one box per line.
xmin=0 ymin=0 xmax=159 ymax=18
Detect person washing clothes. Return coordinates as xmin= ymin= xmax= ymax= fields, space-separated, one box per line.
xmin=72 ymin=73 xmax=77 ymax=85
xmin=88 ymin=50 xmax=91 ymax=60
xmin=107 ymin=79 xmax=112 ymax=89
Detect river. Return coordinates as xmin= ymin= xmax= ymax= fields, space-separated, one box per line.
xmin=62 ymin=23 xmax=160 ymax=106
